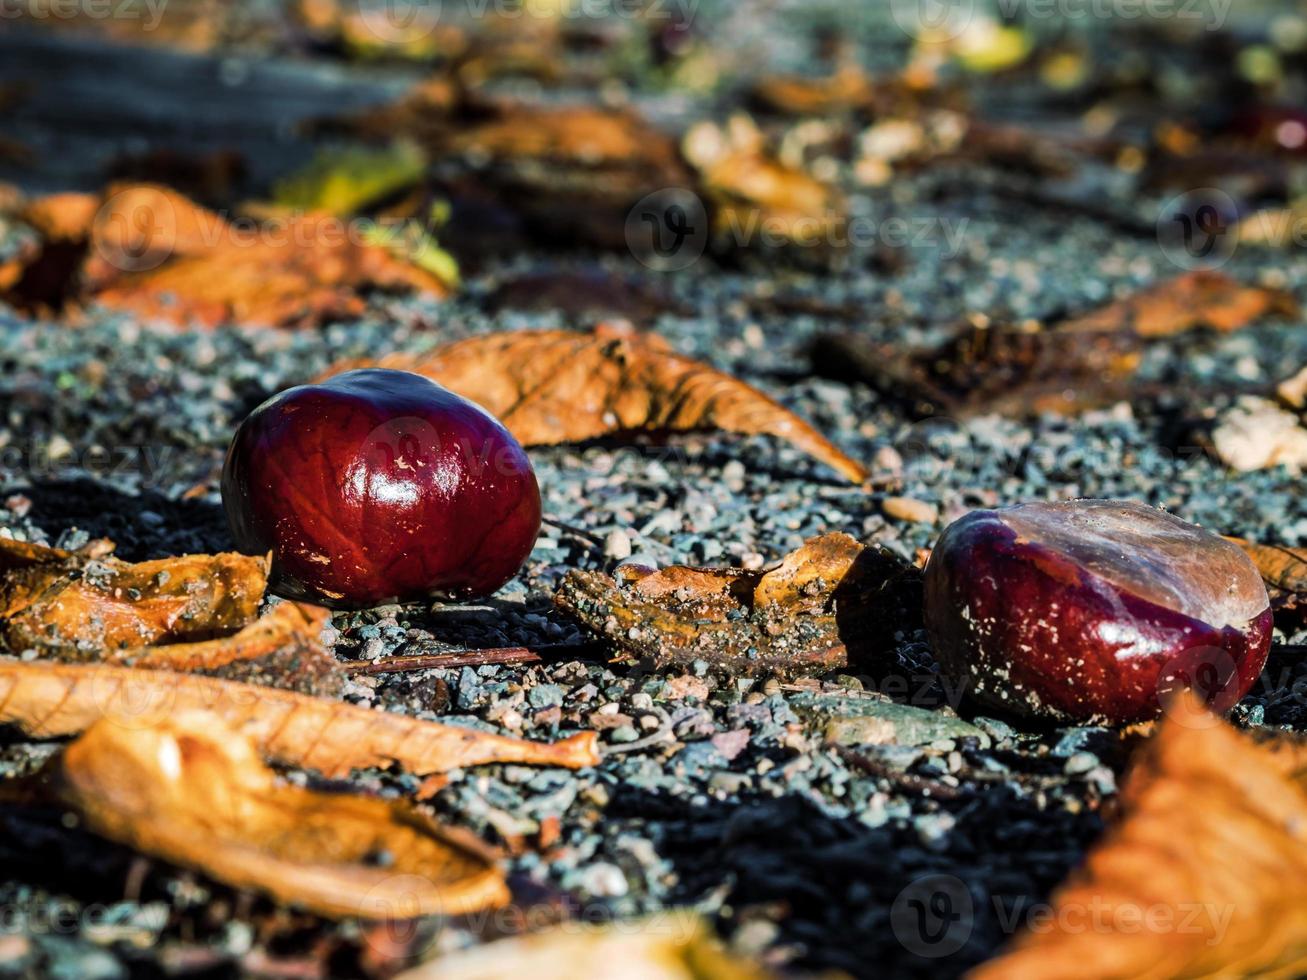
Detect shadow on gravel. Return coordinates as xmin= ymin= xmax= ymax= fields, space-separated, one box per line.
xmin=11 ymin=479 xmax=234 ymax=560
xmin=608 ymin=785 xmax=1102 ymax=980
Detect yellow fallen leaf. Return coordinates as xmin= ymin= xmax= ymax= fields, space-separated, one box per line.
xmin=398 ymin=916 xmax=775 ymax=980
xmin=0 ymin=661 xmax=600 ymax=778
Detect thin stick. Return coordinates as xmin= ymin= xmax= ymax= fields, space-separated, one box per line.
xmin=829 ymin=743 xmax=964 ymax=800
xmin=352 ymin=647 xmax=542 ymax=674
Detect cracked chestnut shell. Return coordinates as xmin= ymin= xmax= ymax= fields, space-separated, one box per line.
xmin=924 ymin=499 xmax=1272 ymax=724
xmin=222 ymin=369 xmax=541 ymax=609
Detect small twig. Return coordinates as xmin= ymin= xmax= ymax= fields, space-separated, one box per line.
xmin=830 ymin=742 xmax=965 ymax=800
xmin=351 ymin=640 xmax=607 ymax=674
xmin=352 ymin=647 xmax=542 ymax=674
xmin=542 ymin=516 xmax=605 ymax=549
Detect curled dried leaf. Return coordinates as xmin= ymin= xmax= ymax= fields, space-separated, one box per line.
xmin=2 ymin=183 xmax=453 ymax=327
xmin=27 ymin=712 xmax=508 ymax=918
xmin=321 ymin=328 xmax=868 ymax=483
xmin=971 ymin=695 xmax=1307 ymax=979
xmin=99 ymin=601 xmax=343 ymax=695
xmin=0 ymin=661 xmax=599 ymax=778
xmin=555 ymin=532 xmax=920 ymax=676
xmin=0 ymin=537 xmax=267 ymax=653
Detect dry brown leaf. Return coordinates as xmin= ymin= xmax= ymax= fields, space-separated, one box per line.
xmin=1226 ymin=536 xmax=1307 ymax=617
xmin=399 ymin=916 xmax=775 ymax=980
xmin=749 ymin=66 xmax=876 ymax=116
xmin=320 ymin=327 xmax=868 ymax=483
xmin=23 ymin=712 xmax=508 ymax=918
xmin=555 ymin=532 xmax=920 ymax=676
xmin=0 ymin=537 xmax=267 ymax=653
xmin=810 ymin=272 xmax=1295 ymax=419
xmin=971 ymin=695 xmax=1307 ymax=979
xmin=0 ymin=661 xmax=599 ymax=778
xmin=1 ymin=183 xmax=452 ymax=327
xmin=347 ymin=97 xmax=690 ymax=249
xmin=1061 ymin=270 xmax=1297 ymax=338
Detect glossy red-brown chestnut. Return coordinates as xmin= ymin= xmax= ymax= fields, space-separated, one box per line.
xmin=923 ymin=499 xmax=1272 ymax=724
xmin=222 ymin=369 xmax=541 ymax=609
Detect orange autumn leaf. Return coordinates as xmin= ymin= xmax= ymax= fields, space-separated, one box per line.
xmin=970 ymin=696 xmax=1307 ymax=980
xmin=0 ymin=537 xmax=267 ymax=653
xmin=1061 ymin=270 xmax=1297 ymax=338
xmin=1 ymin=183 xmax=452 ymax=328
xmin=23 ymin=712 xmax=508 ymax=918
xmin=0 ymin=661 xmax=599 ymax=778
xmin=321 ymin=328 xmax=868 ymax=483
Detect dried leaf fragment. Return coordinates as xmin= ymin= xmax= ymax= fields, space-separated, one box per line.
xmin=684 ymin=115 xmax=846 ymax=250
xmin=1227 ymin=536 xmax=1307 ymax=616
xmin=321 ymin=328 xmax=868 ymax=483
xmin=556 ymin=532 xmax=920 ymax=676
xmin=971 ymin=696 xmax=1307 ymax=979
xmin=25 ymin=712 xmax=508 ymax=918
xmin=0 ymin=661 xmax=599 ymax=778
xmin=0 ymin=537 xmax=267 ymax=653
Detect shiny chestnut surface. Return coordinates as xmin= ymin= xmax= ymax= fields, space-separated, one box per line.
xmin=222 ymin=369 xmax=541 ymax=609
xmin=924 ymin=499 xmax=1272 ymax=724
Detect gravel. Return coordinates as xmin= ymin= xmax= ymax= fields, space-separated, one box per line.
xmin=3 ymin=4 xmax=1307 ymax=979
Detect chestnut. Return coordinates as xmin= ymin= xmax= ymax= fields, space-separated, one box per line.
xmin=222 ymin=369 xmax=541 ymax=609
xmin=923 ymin=499 xmax=1271 ymax=724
